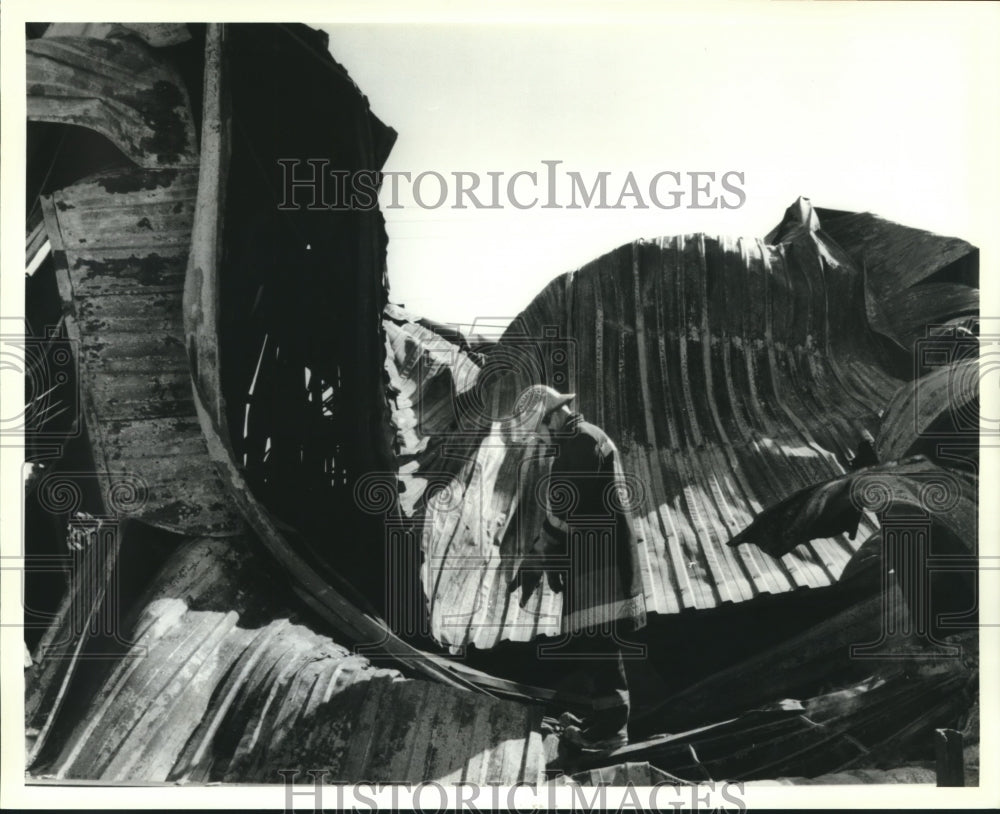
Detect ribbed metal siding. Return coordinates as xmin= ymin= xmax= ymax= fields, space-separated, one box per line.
xmin=44 ymin=536 xmax=546 ymax=783
xmin=41 ymin=167 xmax=241 ymax=535
xmin=402 ymin=207 xmax=918 ymax=649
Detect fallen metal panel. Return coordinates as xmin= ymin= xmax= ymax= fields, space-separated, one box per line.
xmin=41 ymin=536 xmax=546 ymax=784
xmin=40 ymin=165 xmax=241 ymax=536
xmin=27 ymin=36 xmax=198 ymax=169
xmin=180 ymin=25 xmax=550 ymax=700
xmin=24 ymin=520 xmax=121 ymax=768
xmin=410 ymin=201 xmax=905 ymax=648
xmin=631 ymin=591 xmax=904 ymax=732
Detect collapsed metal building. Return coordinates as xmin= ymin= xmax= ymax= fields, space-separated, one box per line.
xmin=23 ymin=23 xmax=980 ymax=785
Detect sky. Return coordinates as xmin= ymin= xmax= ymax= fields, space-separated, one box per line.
xmin=322 ymin=8 xmax=999 ymax=332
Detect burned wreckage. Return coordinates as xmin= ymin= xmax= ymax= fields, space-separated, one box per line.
xmin=22 ymin=23 xmax=981 ymax=785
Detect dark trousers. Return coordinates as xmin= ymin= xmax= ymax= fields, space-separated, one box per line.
xmin=543 ymin=626 xmax=630 ymax=740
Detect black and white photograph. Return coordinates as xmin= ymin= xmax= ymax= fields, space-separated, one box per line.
xmin=2 ymin=3 xmax=998 ymax=810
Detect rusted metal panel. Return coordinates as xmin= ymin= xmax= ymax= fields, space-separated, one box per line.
xmin=43 ymin=23 xmax=192 ymax=48
xmin=27 ymin=37 xmax=198 ymax=169
xmin=41 ymin=164 xmax=241 ymax=536
xmin=41 ymin=536 xmax=546 ymax=784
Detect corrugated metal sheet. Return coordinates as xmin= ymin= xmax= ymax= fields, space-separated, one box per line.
xmin=27 ymin=36 xmax=198 ymax=169
xmin=41 ymin=536 xmax=546 ymax=784
xmin=383 ymin=310 xmax=566 ymax=646
xmin=398 ymin=199 xmax=919 ymax=649
xmin=40 ymin=166 xmax=241 ymax=536
xmin=384 ymin=304 xmax=484 ymax=516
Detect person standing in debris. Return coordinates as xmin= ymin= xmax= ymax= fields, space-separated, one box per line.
xmin=507 ymin=385 xmax=647 ymax=752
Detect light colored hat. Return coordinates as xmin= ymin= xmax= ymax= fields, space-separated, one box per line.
xmin=512 ymin=385 xmax=575 ymax=430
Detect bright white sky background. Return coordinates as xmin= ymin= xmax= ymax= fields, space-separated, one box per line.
xmin=323 ymin=7 xmax=999 ymax=331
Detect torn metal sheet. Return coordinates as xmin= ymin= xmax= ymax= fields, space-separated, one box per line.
xmin=27 ymin=36 xmax=198 ymax=168
xmin=40 ymin=536 xmax=546 ymax=784
xmin=874 ymin=283 xmax=978 ymax=353
xmin=809 ymin=208 xmax=979 ymax=352
xmin=727 ymin=456 xmax=977 ymax=559
xmin=24 ymin=518 xmax=121 ymax=768
xmin=407 ymin=200 xmax=921 ymax=649
xmin=40 ymin=166 xmax=241 ymax=536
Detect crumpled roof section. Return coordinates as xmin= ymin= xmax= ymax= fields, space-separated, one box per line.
xmin=395 ymin=199 xmax=979 ymax=649
xmin=42 ymin=537 xmax=546 ymax=784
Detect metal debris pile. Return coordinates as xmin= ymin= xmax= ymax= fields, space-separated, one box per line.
xmin=23 ymin=23 xmax=979 ymax=786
